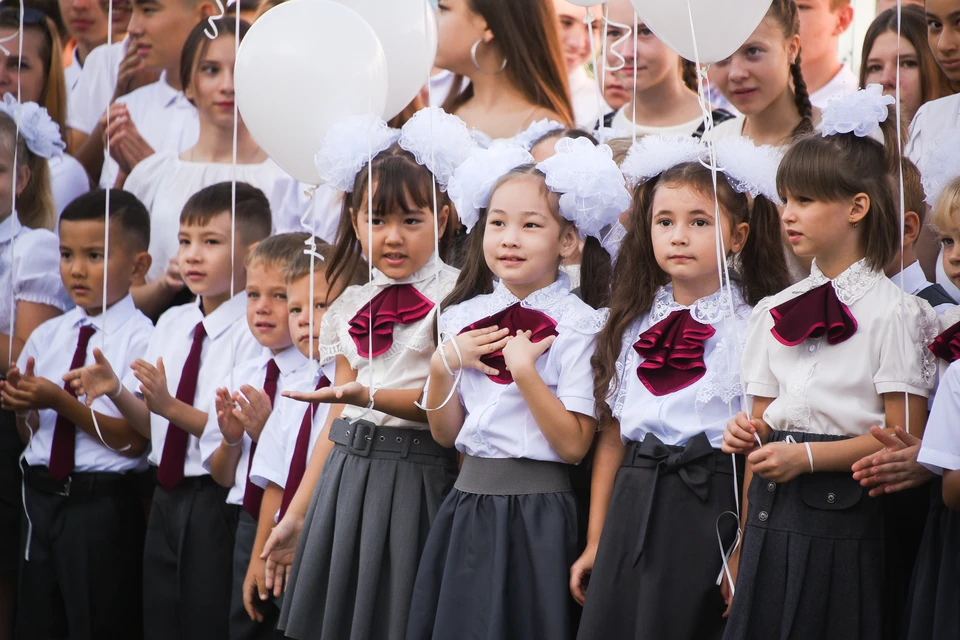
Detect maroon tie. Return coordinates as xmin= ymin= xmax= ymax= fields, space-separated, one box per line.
xmin=278 ymin=375 xmax=330 ymax=520
xmin=48 ymin=325 xmax=96 ymax=481
xmin=157 ymin=321 xmax=206 ymax=491
xmin=242 ymin=358 xmax=279 ymax=519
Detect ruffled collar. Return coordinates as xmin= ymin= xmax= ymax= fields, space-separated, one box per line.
xmin=650 ymin=284 xmax=743 ymax=326
xmin=488 ymin=272 xmax=571 ymax=312
xmin=370 ymin=252 xmax=445 ymax=289
xmin=792 ymin=259 xmax=883 ymax=306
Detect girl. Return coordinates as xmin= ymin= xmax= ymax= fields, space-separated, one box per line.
xmin=552 ymin=0 xmax=606 ymax=127
xmin=123 ymin=19 xmax=300 ymax=319
xmin=599 ymin=0 xmax=732 ymax=138
xmin=571 ymin=135 xmax=789 ymax=640
xmin=721 ymin=87 xmax=937 ymax=640
xmin=707 ymin=0 xmax=815 ymax=148
xmin=261 ymin=107 xmax=475 ymax=640
xmin=435 ymin=0 xmax=574 ymax=143
xmin=859 ymin=5 xmax=952 ymax=127
xmin=407 ymin=136 xmax=628 ymax=640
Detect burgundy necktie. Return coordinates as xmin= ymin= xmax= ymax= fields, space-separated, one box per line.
xmin=242 ymin=358 xmax=279 ymax=519
xmin=157 ymin=321 xmax=206 ymax=491
xmin=278 ymin=375 xmax=330 ymax=520
xmin=48 ymin=324 xmax=96 ymax=481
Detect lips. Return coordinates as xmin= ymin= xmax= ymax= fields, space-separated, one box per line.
xmin=382 ymin=253 xmax=407 ymax=267
xmin=786 ymin=230 xmax=803 ymax=244
xmin=255 ymin=322 xmax=276 ymax=331
xmin=185 ymin=270 xmax=205 ymax=280
xmin=71 ymin=19 xmax=94 ymax=32
xmin=215 ymin=101 xmax=235 ymax=110
xmin=71 ymin=285 xmax=91 ymax=295
xmin=940 ymin=58 xmax=960 ymax=71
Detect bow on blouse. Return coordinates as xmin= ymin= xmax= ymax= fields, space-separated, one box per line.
xmin=349 ymin=284 xmax=434 ymax=358
xmin=769 ymin=282 xmax=858 ymax=347
xmin=634 ymin=310 xmax=715 ymax=396
xmin=930 ymin=321 xmax=960 ymax=363
xmin=460 ymin=303 xmax=558 ymax=384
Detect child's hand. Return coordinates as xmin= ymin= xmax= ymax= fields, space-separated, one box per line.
xmin=501 ymin=330 xmax=555 ymax=378
xmin=438 ymin=327 xmax=511 ymax=377
xmin=0 ymin=358 xmax=60 ymax=411
xmin=720 ymin=548 xmax=740 ymax=618
xmin=283 ymin=381 xmax=369 ymax=408
xmin=569 ymin=544 xmax=597 ymax=606
xmin=262 ymin=514 xmax=304 ymax=597
xmin=63 ymin=348 xmax=120 ymax=405
xmin=721 ymin=412 xmax=767 ymax=455
xmin=852 ymin=426 xmax=932 ymax=497
xmin=132 ymin=358 xmax=174 ymax=416
xmin=215 ymin=388 xmax=244 ymax=445
xmin=160 ymin=259 xmax=185 ymax=294
xmin=242 ymin=554 xmax=270 ymax=622
xmin=748 ymin=442 xmax=808 ymax=483
xmin=234 ymin=385 xmax=273 ymax=442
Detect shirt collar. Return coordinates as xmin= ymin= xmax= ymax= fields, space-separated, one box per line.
xmin=274 ymin=344 xmax=308 ymax=375
xmin=889 ymin=261 xmax=928 ymax=296
xmin=155 ymin=72 xmax=191 ymax=110
xmin=371 ymin=253 xmax=445 ymax=288
xmin=490 ymin=271 xmax=571 ymax=311
xmin=74 ymin=293 xmax=138 ymax=332
xmin=650 ymin=283 xmax=741 ymax=325
xmin=199 ymin=291 xmax=247 ymax=340
xmin=804 ymin=258 xmax=883 ymax=305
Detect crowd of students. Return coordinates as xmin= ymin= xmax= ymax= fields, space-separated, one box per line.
xmin=0 ymin=0 xmax=959 ymax=639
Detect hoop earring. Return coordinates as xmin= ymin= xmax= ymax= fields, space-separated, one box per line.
xmin=471 ymin=38 xmax=507 ymax=75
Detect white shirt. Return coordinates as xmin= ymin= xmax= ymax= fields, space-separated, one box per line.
xmin=437 ymin=274 xmax=602 ymax=463
xmin=743 ymin=259 xmax=938 ymax=437
xmin=809 ymin=63 xmax=858 ymax=110
xmin=49 ymin=154 xmax=91 ymax=218
xmin=427 ymin=69 xmax=460 ymax=107
xmin=99 ymin=74 xmax=199 ymax=188
xmin=199 ymin=345 xmax=311 ymax=505
xmin=67 ymin=40 xmax=127 ymax=135
xmin=569 ymin=66 xmax=610 ymax=129
xmin=611 ymin=284 xmax=752 ymax=448
xmin=19 ymin=294 xmax=152 ymax=472
xmin=918 ymin=360 xmax=960 ymax=475
xmin=610 ymin=107 xmax=705 ymax=137
xmin=889 ymin=260 xmax=956 ymax=318
xmin=64 ymin=48 xmax=82 ymax=95
xmin=320 ymin=254 xmax=459 ymax=429
xmin=0 ymin=213 xmax=72 ymax=335
xmin=123 ymin=152 xmax=302 ymax=282
xmin=250 ymin=358 xmax=337 ymax=491
xmin=125 ymin=293 xmax=265 ymax=476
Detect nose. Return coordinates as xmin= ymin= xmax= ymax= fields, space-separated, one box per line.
xmin=728 ymin=56 xmax=749 ymax=82
xmin=221 ymin=68 xmax=235 ymax=96
xmin=383 ymin=220 xmax=403 ymax=245
xmin=669 ymin=225 xmax=688 ymax=246
xmin=74 ymin=0 xmax=91 ymax=10
xmin=879 ymin=65 xmax=896 ymax=92
xmin=500 ymin=223 xmax=521 ymax=248
xmin=937 ymin=28 xmax=960 ymax=55
xmin=781 ymin=203 xmax=798 ymax=224
xmin=127 ymin=12 xmax=143 ymax=35
xmin=71 ymin=257 xmax=87 ymax=278
xmin=255 ymin=297 xmax=271 ymax=315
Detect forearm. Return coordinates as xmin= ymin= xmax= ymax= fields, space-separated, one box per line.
xmin=130 ymin=280 xmax=179 ymax=319
xmin=585 ymin=423 xmax=626 ymax=547
xmin=253 ymin=484 xmax=284 ymax=561
xmin=50 ymin=389 xmax=147 ymax=455
xmin=0 ymin=333 xmax=26 ymax=368
xmin=513 ymin=365 xmax=594 ymax=463
xmin=157 ymin=399 xmax=209 ymax=438
xmin=286 ymin=409 xmax=340 ymax=518
xmin=425 ymin=357 xmax=465 ymax=447
xmin=108 ymin=386 xmax=152 ymax=438
xmin=74 ymin=123 xmax=106 ymax=180
xmin=209 ymin=440 xmax=243 ymax=488
xmin=808 ymin=431 xmax=888 ymax=473
xmin=944 ymin=469 xmax=960 ymax=511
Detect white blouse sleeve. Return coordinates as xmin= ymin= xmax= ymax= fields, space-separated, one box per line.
xmin=873 ymin=296 xmax=938 ymax=397
xmin=917 ymin=362 xmax=960 ymax=474
xmin=15 ymin=229 xmax=72 ymax=312
xmin=554 ymin=327 xmax=599 ymax=419
xmin=318 ymin=291 xmax=350 ymax=365
xmin=741 ymin=297 xmax=779 ymax=399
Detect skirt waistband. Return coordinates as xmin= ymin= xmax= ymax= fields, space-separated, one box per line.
xmin=622 ymin=433 xmax=733 ymax=474
xmin=454 ymin=455 xmax=571 ymax=495
xmin=329 ymin=419 xmax=457 ymax=462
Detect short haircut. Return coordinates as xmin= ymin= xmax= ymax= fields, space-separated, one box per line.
xmin=59 ymin=189 xmax=151 ymax=252
xmin=180 ymin=181 xmax=272 ymax=244
xmin=246 ymin=231 xmax=311 ymax=270
xmin=932 ymin=176 xmax=960 ymax=232
xmin=284 ymin=241 xmax=334 ymax=284
xmin=897 ymin=159 xmax=926 ymax=225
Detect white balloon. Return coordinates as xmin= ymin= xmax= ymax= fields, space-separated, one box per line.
xmin=335 ymin=0 xmax=438 ymax=121
xmin=235 ymin=0 xmax=388 ymax=184
xmin=629 ymin=0 xmax=772 ymax=65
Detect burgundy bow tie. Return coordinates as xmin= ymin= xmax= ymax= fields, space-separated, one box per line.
xmin=349 ymin=284 xmax=434 ymax=358
xmin=930 ymin=321 xmax=960 ymax=363
xmin=460 ymin=303 xmax=558 ymax=385
xmin=634 ymin=310 xmax=715 ymax=396
xmin=770 ymin=281 xmax=857 ymax=347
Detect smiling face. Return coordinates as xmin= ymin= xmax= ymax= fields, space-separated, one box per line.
xmin=926 ymin=0 xmax=960 ymax=88
xmin=286 ymin=271 xmax=335 ymax=359
xmin=863 ymin=31 xmax=922 ymax=120
xmin=184 ymin=34 xmax=239 ymax=131
xmin=351 ymin=196 xmax=447 ymax=282
xmin=177 ymin=211 xmax=250 ymax=310
xmin=245 ymin=261 xmax=293 ymax=351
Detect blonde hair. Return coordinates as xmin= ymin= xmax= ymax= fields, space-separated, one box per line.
xmin=605 ymin=136 xmax=635 ymax=167
xmin=0 ymin=112 xmax=56 ymax=230
xmin=931 ymin=176 xmax=960 ymax=231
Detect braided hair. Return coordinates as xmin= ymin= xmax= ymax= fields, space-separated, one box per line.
xmin=768 ymin=0 xmax=813 ymax=138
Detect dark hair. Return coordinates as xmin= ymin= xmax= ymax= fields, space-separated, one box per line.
xmin=441 ymin=166 xmax=612 ymax=313
xmin=592 ymin=162 xmax=790 ymax=425
xmin=180 ymin=17 xmax=250 ymax=103
xmin=441 ymin=0 xmax=573 ymax=125
xmin=776 ymin=116 xmax=901 ymax=271
xmin=59 ymin=189 xmax=151 ymax=252
xmin=180 ymin=181 xmax=272 ymax=243
xmin=859 ymin=6 xmax=952 ymax=109
xmin=530 ymin=128 xmax=599 ymax=152
xmin=325 ymin=143 xmax=456 ymax=294
xmin=766 ymin=0 xmax=813 ymax=138
xmin=896 ymin=157 xmax=926 ymax=226
xmin=246 ymin=231 xmax=311 ymax=269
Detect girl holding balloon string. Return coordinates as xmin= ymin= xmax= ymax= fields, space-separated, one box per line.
xmin=260 ymin=108 xmax=475 ymax=640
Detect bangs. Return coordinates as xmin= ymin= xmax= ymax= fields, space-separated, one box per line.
xmin=932 ymin=177 xmax=960 ymax=231
xmin=776 ymin=134 xmax=883 ymax=203
xmin=362 ymin=150 xmax=434 ymax=218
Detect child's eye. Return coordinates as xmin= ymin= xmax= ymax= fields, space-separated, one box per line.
xmin=523 ymin=222 xmax=541 ymax=229
xmin=746 ymin=47 xmax=762 ymax=57
xmin=90 ymin=252 xmax=103 ymax=260
xmin=314 ymin=302 xmax=327 ymax=310
xmin=693 ymin=219 xmax=709 ymax=227
xmin=205 ymin=239 xmax=220 ymax=245
xmin=404 ymin=218 xmax=422 ymax=226
xmin=289 ymin=306 xmax=301 ymax=314
xmin=866 ymin=64 xmax=883 ymax=74
xmin=656 ymin=219 xmax=672 ymax=227
xmin=179 ymin=238 xmax=190 ymax=245
xmin=489 ymin=220 xmax=505 ymax=227
xmin=941 ymin=237 xmax=955 ymax=247
xmin=248 ymin=291 xmax=259 ymax=299
xmin=60 ymin=251 xmax=71 ymax=259
xmin=276 ymin=293 xmax=287 ymax=301
xmin=928 ymin=20 xmax=942 ymax=31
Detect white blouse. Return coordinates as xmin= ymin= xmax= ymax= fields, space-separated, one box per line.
xmin=438 ymin=273 xmax=604 ymax=463
xmin=319 ymin=254 xmax=459 ymax=429
xmin=611 ymin=284 xmax=752 ymax=448
xmin=123 ymin=152 xmax=302 ymax=283
xmin=918 ymin=360 xmax=960 ymax=475
xmin=743 ymin=259 xmax=938 ymax=437
xmin=50 ymin=154 xmax=91 ymax=218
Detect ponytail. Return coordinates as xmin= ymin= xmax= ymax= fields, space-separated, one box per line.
xmin=790 ymin=53 xmax=814 ymax=138
xmin=738 ymin=195 xmax=790 ymax=305
xmin=578 ymin=236 xmax=612 ymax=309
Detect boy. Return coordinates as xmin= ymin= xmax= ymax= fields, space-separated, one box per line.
xmin=0 ymin=189 xmax=153 ymax=639
xmin=796 ymin=0 xmax=857 ymax=108
xmin=199 ymin=232 xmax=314 ymax=640
xmin=68 ymin=181 xmax=271 ymax=640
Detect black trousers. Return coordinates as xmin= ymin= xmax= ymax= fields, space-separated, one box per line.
xmin=17 ymin=465 xmax=144 ymax=640
xmin=142 ymin=476 xmax=238 ymax=640
xmin=230 ymin=510 xmax=279 ymax=640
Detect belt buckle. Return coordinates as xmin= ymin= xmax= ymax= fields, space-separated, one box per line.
xmin=349 ymin=421 xmax=375 ymax=457
xmin=57 ymin=476 xmax=72 ymax=497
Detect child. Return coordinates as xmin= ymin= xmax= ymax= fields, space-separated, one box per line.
xmin=260 ymin=108 xmax=473 ymax=640
xmin=721 ymin=88 xmax=937 ymax=639
xmin=0 ymin=189 xmax=152 ymax=638
xmin=571 ymin=135 xmax=790 ymax=640
xmin=244 ymin=244 xmax=364 ymax=625
xmin=795 ymin=0 xmax=856 ymax=108
xmin=198 ymin=233 xmax=314 ymax=640
xmin=406 ymin=136 xmax=627 ymax=639
xmin=68 ymin=181 xmax=270 ymax=640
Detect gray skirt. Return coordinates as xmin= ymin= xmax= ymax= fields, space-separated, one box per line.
xmin=278 ymin=420 xmax=458 ymax=640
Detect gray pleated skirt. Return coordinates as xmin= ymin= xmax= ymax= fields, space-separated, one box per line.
xmin=277 ymin=421 xmax=458 ymax=640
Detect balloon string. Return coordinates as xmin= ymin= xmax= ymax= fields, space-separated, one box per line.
xmin=632 ymin=11 xmax=638 ymax=144
xmin=604 ymin=11 xmax=631 ymax=73
xmin=6 ymin=0 xmax=24 ymax=369
xmin=584 ymin=11 xmax=603 ymax=136
xmin=894 ymin=0 xmax=910 ymax=435
xmin=205 ymin=0 xmax=226 ymax=39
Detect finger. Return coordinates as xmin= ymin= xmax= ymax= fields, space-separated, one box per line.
xmin=485 ymin=337 xmax=511 ymax=353
xmin=243 ymin=583 xmax=258 ymax=621
xmin=263 ymin=559 xmax=275 ymax=591
xmin=25 ymin=358 xmax=35 ymax=378
xmin=535 ymin=335 xmax=557 ymax=355
xmin=894 ymin=426 xmax=921 ymax=447
xmin=480 ymin=365 xmax=500 ymax=377
xmin=466 ymin=325 xmax=500 ymax=337
xmin=869 ymin=426 xmax=904 ymax=450
xmin=747 ymin=448 xmax=770 ymax=465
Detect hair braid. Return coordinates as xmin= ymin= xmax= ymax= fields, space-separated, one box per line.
xmin=790 ymin=52 xmax=814 ymax=137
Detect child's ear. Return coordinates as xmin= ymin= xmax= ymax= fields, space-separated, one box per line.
xmin=197 ymin=1 xmax=218 ymax=20
xmin=559 ymin=223 xmax=579 ymax=260
xmin=15 ymin=164 xmax=30 ymax=197
xmin=849 ymin=193 xmax=870 ymax=226
xmin=437 ymin=205 xmax=450 ymax=237
xmin=903 ymin=211 xmax=921 ymax=246
xmin=731 ymin=221 xmax=750 ymax=255
xmin=132 ymin=251 xmax=153 ymax=281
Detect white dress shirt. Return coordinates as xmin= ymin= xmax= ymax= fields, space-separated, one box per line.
xmin=67 ymin=40 xmax=127 ymax=135
xmin=743 ymin=259 xmax=938 ymax=437
xmin=611 ymin=284 xmax=752 ymax=448
xmin=918 ymin=360 xmax=960 ymax=475
xmin=19 ymin=294 xmax=152 ymax=472
xmin=125 ymin=293 xmax=265 ymax=476
xmin=49 ymin=154 xmax=91 ymax=218
xmin=320 ymin=253 xmax=458 ymax=429
xmin=64 ymin=48 xmax=82 ymax=95
xmin=199 ymin=345 xmax=311 ymax=505
xmin=889 ymin=260 xmax=956 ymax=318
xmin=437 ymin=273 xmax=603 ymax=463
xmin=809 ymin=63 xmax=858 ymax=110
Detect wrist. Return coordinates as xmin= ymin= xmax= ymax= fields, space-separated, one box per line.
xmin=108 ymin=379 xmax=123 ymax=400
xmin=509 ymin=361 xmax=538 ymax=383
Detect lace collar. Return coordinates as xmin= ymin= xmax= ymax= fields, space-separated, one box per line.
xmin=370 ymin=253 xmax=446 ymax=289
xmin=650 ymin=284 xmax=744 ymax=325
xmin=793 ymin=258 xmax=883 ymax=306
xmin=488 ymin=272 xmax=571 ymax=312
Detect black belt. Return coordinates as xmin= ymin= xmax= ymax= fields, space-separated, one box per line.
xmin=328 ymin=419 xmax=456 ymax=461
xmin=23 ymin=464 xmax=135 ymax=498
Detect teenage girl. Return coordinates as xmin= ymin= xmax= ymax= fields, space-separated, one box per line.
xmin=721 ymin=88 xmax=937 ymax=640
xmin=260 ymin=108 xmax=474 ymax=640
xmin=572 ymin=135 xmax=790 ymax=640
xmin=407 ymin=136 xmax=628 ymax=640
